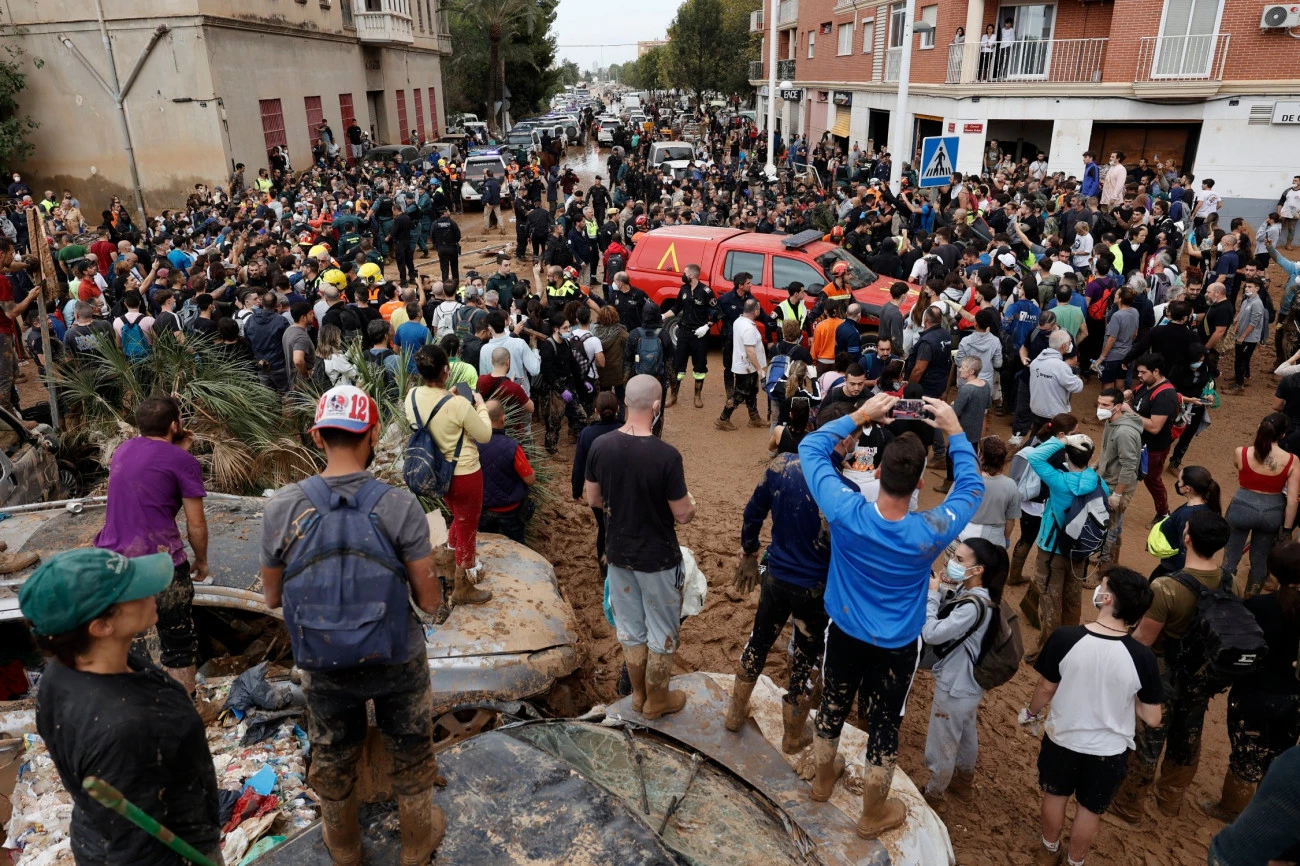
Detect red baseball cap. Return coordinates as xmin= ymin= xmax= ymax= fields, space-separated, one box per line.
xmin=312 ymin=385 xmax=378 ymax=433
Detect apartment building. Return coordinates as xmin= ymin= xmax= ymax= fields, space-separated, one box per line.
xmin=751 ymin=0 xmax=1300 ymax=217
xmin=1 ymin=0 xmax=450 ymax=209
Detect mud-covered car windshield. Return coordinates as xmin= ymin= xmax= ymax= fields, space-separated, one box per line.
xmin=816 ymin=247 xmax=879 ymax=290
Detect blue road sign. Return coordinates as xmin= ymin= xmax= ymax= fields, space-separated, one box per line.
xmin=919 ymin=136 xmax=959 ymax=188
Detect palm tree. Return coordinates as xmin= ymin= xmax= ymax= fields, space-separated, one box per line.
xmin=447 ymin=0 xmax=540 ymax=136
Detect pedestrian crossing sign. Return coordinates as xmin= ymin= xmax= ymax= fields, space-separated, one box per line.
xmin=919 ymin=136 xmax=959 ymax=188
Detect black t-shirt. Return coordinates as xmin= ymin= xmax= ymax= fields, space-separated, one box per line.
xmin=1199 ymin=300 xmax=1233 ymax=345
xmin=1277 ymin=373 xmax=1300 ymax=424
xmin=1133 ymin=380 xmax=1181 ymax=452
xmin=191 ymin=316 xmax=218 ymax=339
xmin=854 ymin=423 xmax=895 ymax=470
xmin=154 ymin=310 xmax=183 ymax=342
xmin=585 ymin=431 xmax=688 ymax=571
xmin=36 ymin=660 xmax=220 ymax=865
xmin=1241 ymin=593 xmax=1300 ymax=695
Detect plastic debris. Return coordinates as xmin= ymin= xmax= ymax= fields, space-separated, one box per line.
xmin=244 ymin=766 xmax=277 ymax=798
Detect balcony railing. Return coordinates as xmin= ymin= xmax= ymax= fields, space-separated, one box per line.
xmin=944 ymin=38 xmax=1107 ymax=84
xmin=434 ymin=31 xmax=452 ymax=53
xmin=776 ymin=58 xmax=796 ymax=80
xmin=750 ymin=9 xmax=764 ymax=32
xmin=884 ymin=46 xmax=901 ymax=82
xmin=749 ymin=60 xmax=764 ymax=79
xmin=1135 ymin=33 xmax=1229 ymax=82
xmin=776 ymin=0 xmax=798 ymax=28
xmin=355 ymin=0 xmax=414 ymax=45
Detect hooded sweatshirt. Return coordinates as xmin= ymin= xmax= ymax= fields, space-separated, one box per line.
xmin=1026 ymin=438 xmax=1109 ymax=555
xmin=1098 ymin=412 xmax=1144 ymax=490
xmin=1029 ymin=347 xmax=1083 ymax=419
xmin=954 ymin=329 xmax=1002 ymax=387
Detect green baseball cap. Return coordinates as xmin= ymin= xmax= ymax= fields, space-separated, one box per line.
xmin=19 ymin=549 xmax=174 ymax=636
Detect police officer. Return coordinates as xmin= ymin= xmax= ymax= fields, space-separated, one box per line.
xmin=369 ymin=183 xmax=395 ymax=256
xmin=607 ymin=271 xmax=649 ymax=331
xmin=431 ymin=209 xmax=462 ymax=286
xmin=416 ymin=183 xmax=436 ymax=258
xmin=717 ymin=272 xmax=758 ymax=402
xmin=774 ymin=282 xmax=810 ymax=334
xmin=670 ymin=263 xmax=717 ymax=409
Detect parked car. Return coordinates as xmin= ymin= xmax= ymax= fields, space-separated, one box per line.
xmin=361 ymin=145 xmax=419 ymax=166
xmin=0 ymin=406 xmax=61 ymax=509
xmin=646 ymin=141 xmax=697 ymax=179
xmin=625 ymin=226 xmax=919 ymax=328
xmin=597 ymin=119 xmax=621 ymax=145
xmin=461 ymin=152 xmax=510 ymax=207
xmin=419 ymin=141 xmax=461 ymax=163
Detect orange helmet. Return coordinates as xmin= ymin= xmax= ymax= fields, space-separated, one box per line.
xmin=831 ymin=261 xmax=849 ymax=276
xmin=563 ymin=266 xmax=580 ymax=282
xmin=831 ymin=225 xmax=845 ymax=238
xmin=635 ymin=214 xmax=648 ymax=227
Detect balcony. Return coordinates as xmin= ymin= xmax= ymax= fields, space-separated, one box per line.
xmin=749 ymin=60 xmax=764 ymax=80
xmin=354 ymin=0 xmax=414 ymax=45
xmin=884 ymin=47 xmax=901 ymax=82
xmin=776 ymin=0 xmax=798 ymax=29
xmin=1135 ymin=33 xmax=1229 ymax=93
xmin=750 ymin=9 xmax=763 ymax=32
xmin=434 ymin=30 xmax=452 ymax=53
xmin=944 ymin=38 xmax=1107 ymax=85
xmin=776 ymin=58 xmax=796 ymax=80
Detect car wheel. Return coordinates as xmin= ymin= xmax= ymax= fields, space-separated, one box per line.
xmin=57 ymin=460 xmax=84 ymax=498
xmin=432 ymin=707 xmax=500 ymax=751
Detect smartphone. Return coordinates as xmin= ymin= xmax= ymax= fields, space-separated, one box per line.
xmin=453 ymin=383 xmax=474 ymax=403
xmin=889 ymin=399 xmax=926 ymax=420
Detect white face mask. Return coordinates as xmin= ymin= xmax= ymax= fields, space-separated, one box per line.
xmin=1096 ymin=407 xmax=1114 ymax=421
xmin=1092 ymin=586 xmax=1109 ymax=608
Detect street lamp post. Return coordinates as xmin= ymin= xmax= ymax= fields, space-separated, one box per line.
xmin=887 ymin=1 xmax=935 ymax=194
xmin=764 ymin=0 xmax=780 ymax=178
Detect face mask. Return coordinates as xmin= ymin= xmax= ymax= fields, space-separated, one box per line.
xmin=945 ymin=559 xmax=969 ymax=583
xmin=1091 ymin=586 xmax=1108 ymax=608
xmin=1190 ymin=361 xmax=1203 ymax=370
xmin=1096 ymin=407 xmax=1114 ymax=421
xmin=652 ymin=406 xmax=662 ymax=431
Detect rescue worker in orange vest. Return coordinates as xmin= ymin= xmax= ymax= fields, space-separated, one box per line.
xmin=812 ymin=261 xmax=854 ymax=323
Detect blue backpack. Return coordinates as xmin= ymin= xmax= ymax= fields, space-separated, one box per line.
xmin=119 ymin=314 xmax=151 ymax=360
xmin=404 ymin=391 xmax=462 ymax=499
xmin=280 ymin=476 xmax=410 ymax=671
xmin=763 ymin=353 xmax=790 ymax=397
xmin=632 ymin=329 xmax=665 ymax=378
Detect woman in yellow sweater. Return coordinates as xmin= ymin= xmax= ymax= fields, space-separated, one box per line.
xmin=405 ymin=344 xmax=494 ymax=605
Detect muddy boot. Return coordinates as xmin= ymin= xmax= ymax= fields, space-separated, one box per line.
xmin=857 ymin=760 xmax=907 ymax=839
xmin=397 ymin=790 xmax=446 ymax=866
xmin=163 ymin=665 xmax=197 ymax=695
xmin=624 ymin=644 xmax=648 ymax=713
xmin=948 ymin=768 xmax=976 ymax=804
xmin=321 ymin=793 xmax=362 ymax=866
xmin=1107 ymin=755 xmax=1155 ymax=825
xmin=748 ymin=409 xmax=765 ymax=429
xmin=936 ymin=476 xmax=953 ymax=494
xmin=781 ymin=700 xmax=814 ymax=754
xmin=0 ymin=550 xmax=39 ymax=575
xmin=693 ymin=380 xmax=704 ymax=408
xmin=724 ymin=674 xmax=757 ymax=732
xmin=641 ymin=650 xmax=687 ymax=719
xmin=809 ymin=736 xmax=846 ymax=802
xmin=1034 ymin=838 xmax=1064 ymax=866
xmin=715 ymin=417 xmax=737 ymax=431
xmin=1008 ymin=543 xmax=1031 ymax=587
xmin=1019 ymin=580 xmax=1042 ymax=632
xmin=450 ymin=564 xmax=492 ymax=606
xmin=666 ymin=380 xmax=679 ymax=407
xmin=1154 ymin=760 xmax=1198 ymax=817
xmin=1199 ymin=767 xmax=1255 ymax=822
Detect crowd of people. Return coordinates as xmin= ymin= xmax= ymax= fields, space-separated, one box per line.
xmin=2 ymin=90 xmax=1298 ymax=866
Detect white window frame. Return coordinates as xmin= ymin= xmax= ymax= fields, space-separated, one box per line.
xmin=808 ymin=29 xmax=816 ymax=58
xmin=838 ymin=22 xmax=853 ymax=55
xmin=919 ymin=5 xmax=938 ymax=49
xmin=862 ymin=19 xmax=875 ymax=52
xmin=888 ymin=2 xmax=906 ymax=48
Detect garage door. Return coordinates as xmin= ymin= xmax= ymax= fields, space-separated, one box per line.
xmin=831 ymin=106 xmax=851 ymax=138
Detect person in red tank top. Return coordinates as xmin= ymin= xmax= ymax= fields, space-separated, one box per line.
xmin=1223 ymin=413 xmax=1300 ymax=596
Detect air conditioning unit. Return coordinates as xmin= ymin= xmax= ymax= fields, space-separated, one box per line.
xmin=1261 ymin=4 xmax=1300 ymax=27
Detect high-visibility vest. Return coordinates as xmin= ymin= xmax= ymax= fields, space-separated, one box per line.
xmin=777 ymin=298 xmax=807 ymax=326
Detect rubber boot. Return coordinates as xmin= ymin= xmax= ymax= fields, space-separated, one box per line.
xmin=666 ymin=380 xmax=680 ymax=407
xmin=1199 ymin=767 xmax=1256 ymax=822
xmin=163 ymin=665 xmax=197 ymax=695
xmin=948 ymin=768 xmax=976 ymax=804
xmin=1019 ymin=580 xmax=1042 ymax=632
xmin=1008 ymin=542 xmax=1031 ymax=587
xmin=809 ymin=736 xmax=846 ymax=802
xmin=725 ymin=674 xmax=757 ymax=732
xmin=857 ymin=760 xmax=908 ymax=839
xmin=397 ymin=790 xmax=446 ymax=866
xmin=1108 ymin=754 xmax=1155 ymax=825
xmin=321 ymin=793 xmax=362 ymax=866
xmin=1154 ymin=760 xmax=1199 ymax=817
xmin=781 ymin=700 xmax=814 ymax=754
xmin=641 ymin=651 xmax=687 ymax=719
xmin=0 ymin=550 xmax=39 ymax=575
xmin=624 ymin=644 xmax=648 ymax=713
xmin=693 ymin=379 xmax=704 ymax=408
xmin=450 ymin=564 xmax=492 ymax=606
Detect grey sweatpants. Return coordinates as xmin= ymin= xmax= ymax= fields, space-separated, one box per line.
xmin=608 ymin=563 xmax=684 ymax=654
xmin=924 ymin=686 xmax=984 ymax=796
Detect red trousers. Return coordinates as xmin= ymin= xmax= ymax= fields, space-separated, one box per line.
xmin=446 ymin=470 xmax=483 ymax=568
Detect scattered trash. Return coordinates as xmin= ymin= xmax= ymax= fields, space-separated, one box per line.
xmin=244 ymin=766 xmax=277 ymax=798
xmin=223 ymin=662 xmax=303 ymax=715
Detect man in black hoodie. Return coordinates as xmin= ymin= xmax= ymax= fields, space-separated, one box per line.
xmin=243 ymin=290 xmax=290 ymax=392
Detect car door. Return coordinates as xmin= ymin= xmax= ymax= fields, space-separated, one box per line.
xmin=718 ymin=249 xmax=768 ymax=313
xmin=772 ymin=255 xmax=829 ymax=312
xmin=0 ymin=410 xmax=57 ymax=508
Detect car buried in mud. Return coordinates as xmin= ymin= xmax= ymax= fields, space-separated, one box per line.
xmin=0 ymin=494 xmax=582 ymax=739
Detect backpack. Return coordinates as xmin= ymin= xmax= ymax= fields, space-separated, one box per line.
xmin=924 ymin=254 xmax=949 ymax=283
xmin=631 ymin=328 xmax=666 ymax=378
xmin=1164 ymin=571 xmax=1268 ymax=698
xmin=1087 ymin=283 xmax=1113 ymax=320
xmin=1009 ymin=449 xmax=1045 ymax=504
xmin=279 ymin=476 xmax=410 ymax=671
xmin=177 ymin=299 xmax=200 ymax=334
xmin=432 ymin=300 xmax=461 ymax=340
xmin=403 ymin=391 xmax=463 ymax=499
xmin=118 ymin=314 xmax=151 ymax=360
xmin=1057 ymin=483 xmax=1110 ymax=559
xmin=310 ymin=357 xmax=333 ymax=392
xmin=763 ymin=353 xmax=790 ymax=397
xmin=452 ymin=305 xmax=479 ymax=342
xmin=568 ymin=332 xmax=600 ymax=392
xmin=606 ymin=253 xmax=626 ymax=276
xmin=919 ymin=595 xmax=1024 ymax=691
xmin=366 ymin=347 xmax=398 ymax=395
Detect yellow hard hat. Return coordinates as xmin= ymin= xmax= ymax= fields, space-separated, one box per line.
xmin=323 ymin=268 xmax=349 ymax=288
xmin=357 ymin=262 xmax=382 ymax=284
xmin=308 ymin=244 xmax=330 ymax=259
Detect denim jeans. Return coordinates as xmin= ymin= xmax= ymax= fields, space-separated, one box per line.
xmin=1223 ymin=488 xmax=1286 ymax=596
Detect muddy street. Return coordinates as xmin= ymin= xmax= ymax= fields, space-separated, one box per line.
xmin=441 ymin=143 xmax=1295 ymax=866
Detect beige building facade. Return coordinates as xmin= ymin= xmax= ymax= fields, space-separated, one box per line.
xmin=1 ymin=0 xmax=450 ymax=212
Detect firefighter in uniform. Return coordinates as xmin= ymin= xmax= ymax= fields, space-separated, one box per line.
xmin=670 ymin=263 xmax=717 ymax=409
xmin=811 ymin=261 xmax=853 ymax=321
xmin=430 ymin=210 xmax=462 ymax=286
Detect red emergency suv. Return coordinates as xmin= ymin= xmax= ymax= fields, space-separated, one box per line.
xmin=624 ymin=226 xmax=920 ymax=326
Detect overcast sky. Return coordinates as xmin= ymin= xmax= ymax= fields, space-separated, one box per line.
xmin=552 ymin=0 xmax=677 ymax=70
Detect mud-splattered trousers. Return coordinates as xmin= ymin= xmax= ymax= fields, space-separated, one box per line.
xmin=302 ymin=650 xmax=438 ymax=802
xmin=1132 ymin=661 xmax=1211 ymax=776
xmin=738 ymin=573 xmax=828 ymax=707
xmin=607 ymin=563 xmax=684 ymax=655
xmin=924 ymin=688 xmax=983 ymax=796
xmin=814 ymin=623 xmax=921 ymax=767
xmin=1226 ymin=685 xmax=1300 ymax=783
xmin=150 ymin=561 xmax=198 ymax=669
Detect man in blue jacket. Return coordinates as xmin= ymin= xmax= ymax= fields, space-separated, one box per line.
xmin=799 ymin=393 xmax=982 ymax=840
xmin=1081 ymin=151 xmax=1101 ymax=200
xmin=482 ymin=170 xmax=503 ymax=235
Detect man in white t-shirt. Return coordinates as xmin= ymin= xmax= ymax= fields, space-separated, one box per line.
xmin=1029 ymin=152 xmax=1049 ymax=183
xmin=716 ymin=298 xmax=766 ymax=431
xmin=1192 ymin=178 xmax=1221 ymax=229
xmin=1021 ymin=565 xmax=1162 ymax=866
